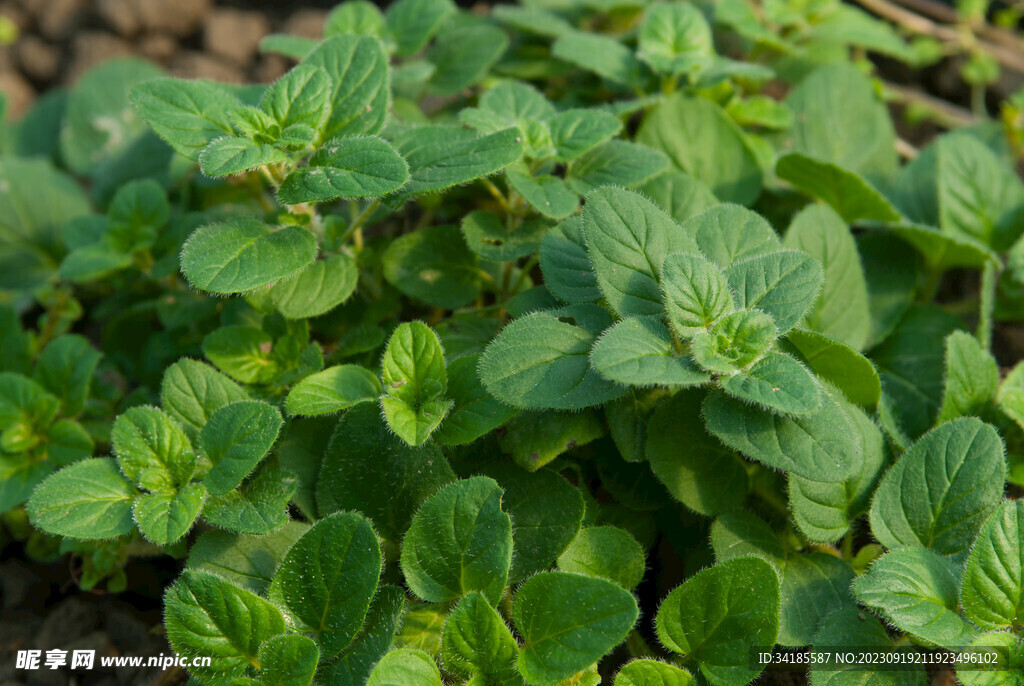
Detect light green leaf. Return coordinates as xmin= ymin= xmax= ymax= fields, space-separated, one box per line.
xmin=386 ymin=0 xmax=456 ymax=56
xmin=316 ymin=403 xmax=455 ymax=541
xmin=303 ymin=35 xmax=390 ymax=139
xmin=200 ymin=401 xmax=284 ymax=495
xmin=366 ymin=648 xmax=441 ymax=686
xmin=461 ymin=210 xmax=548 ymax=262
xmin=548 ymin=109 xmax=622 ymax=162
xmin=433 ymin=353 xmax=519 ymax=447
xmin=382 ymin=224 xmax=481 ymax=309
xmin=962 ymin=501 xmax=1024 ymax=631
xmin=721 ymin=351 xmax=822 ymax=415
xmin=160 ymin=359 xmax=249 ymax=443
xmin=785 ymin=329 xmax=882 ymax=408
xmin=202 ymin=326 xmax=276 ymax=385
xmin=852 ymin=548 xmax=976 ymax=649
xmin=681 ymin=203 xmax=780 ymax=270
xmin=278 ymin=135 xmax=409 ymax=204
xmin=557 ymin=526 xmax=646 ymax=589
xmin=27 ymin=458 xmax=138 ymax=539
xmin=381 ymin=321 xmax=451 ymax=446
xmin=428 ymin=24 xmax=509 ymax=96
xmin=661 ymin=252 xmax=733 ymax=338
xmin=552 ymin=31 xmax=643 ymax=86
xmin=809 ymin=607 xmax=923 ymax=686
xmin=640 ymin=172 xmax=718 ymax=225
xmin=724 ymin=250 xmax=824 ymax=334
xmin=539 ymin=215 xmax=601 ymax=304
xmin=703 ymin=387 xmax=859 ymax=482
xmin=638 ymin=94 xmax=762 ymax=205
xmin=583 ymin=186 xmax=699 ymax=317
xmin=591 ymin=317 xmax=709 ymax=387
xmin=270 ymin=253 xmax=358 ymax=319
xmin=638 ymin=2 xmax=713 ymax=74
xmin=326 ymin=0 xmax=384 ymax=38
xmin=285 ymin=365 xmax=380 ymax=416
xmin=274 ymin=512 xmax=381 ymax=657
xmin=937 ymin=330 xmax=999 ymax=423
xmin=565 ymin=140 xmax=670 ymax=195
xmin=514 ymin=571 xmax=639 ymax=685
xmin=479 ymin=305 xmax=626 ymax=410
xmin=134 ymin=483 xmax=206 ymax=545
xmin=784 ymin=205 xmax=871 ymax=350
xmin=956 ymin=632 xmax=1024 ymax=686
xmin=506 ymin=165 xmax=579 ymax=220
xmin=0 ymin=455 xmax=51 ymax=513
xmin=776 ymin=153 xmax=902 ymax=223
xmin=869 ymin=417 xmax=1005 ymax=561
xmin=401 ymin=477 xmax=512 ymax=605
xmin=656 ymin=556 xmax=780 ymax=686
xmin=391 ymin=126 xmax=522 ymax=197
xmin=441 ymin=592 xmax=518 ymax=681
xmin=258 ymin=634 xmax=318 ymax=686
xmin=181 ymin=218 xmax=318 ymax=295
xmin=129 ymin=78 xmax=239 ymax=160
xmin=260 ymin=64 xmax=330 ymax=130
xmin=999 ymin=363 xmax=1024 ymax=432
xmin=186 ymin=522 xmax=309 ymax=595
xmin=202 ymin=463 xmax=297 ymax=535
xmin=615 ymin=660 xmax=695 ymax=686
xmin=199 ymin=136 xmax=288 ymax=177
xmin=164 ymin=569 xmax=286 ymax=686
xmin=113 ymin=405 xmax=196 ymax=491
xmin=691 ymin=310 xmax=777 ymax=374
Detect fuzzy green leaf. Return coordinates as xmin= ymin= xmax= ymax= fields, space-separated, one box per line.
xmin=776 ymin=153 xmax=902 ymax=223
xmin=557 ymin=526 xmax=646 ymax=589
xmin=638 ymin=2 xmax=713 ymax=74
xmin=134 ymin=483 xmax=206 ymax=545
xmin=539 ymin=216 xmax=601 ymax=304
xmin=27 ymin=458 xmax=138 ymax=539
xmin=724 ymin=250 xmax=823 ymax=334
xmin=565 ymin=140 xmax=670 ymax=195
xmin=186 ymin=522 xmax=308 ymax=595
xmin=270 ymin=253 xmax=358 ymax=319
xmin=260 ymin=64 xmax=330 ymax=130
xmin=548 ymin=109 xmax=622 ymax=162
xmin=962 ymin=501 xmax=1024 ymax=631
xmin=661 ymin=251 xmax=734 ymax=338
xmin=386 ymin=0 xmax=456 ymax=56
xmin=615 ymin=660 xmax=695 ymax=686
xmin=200 ymin=401 xmax=283 ymax=495
xmin=199 ymin=137 xmax=288 ymax=177
xmin=303 ymin=35 xmax=390 ymax=139
xmin=441 ymin=592 xmax=518 ymax=680
xmin=690 ymin=310 xmax=776 ymax=374
xmin=113 ymin=405 xmax=196 ymax=491
xmin=391 ymin=126 xmax=523 ymax=197
xmin=382 ymin=224 xmax=481 ymax=309
xmin=720 ymin=351 xmax=821 ymax=416
xmin=381 ymin=321 xmax=451 ymax=446
xmin=681 ymin=203 xmax=780 ymax=270
xmin=937 ymin=331 xmax=999 ymax=423
xmin=428 ymin=24 xmax=509 ymax=96
xmin=506 ymin=165 xmax=579 ymax=220
xmin=129 ymin=78 xmax=239 ymax=160
xmin=322 ymin=585 xmax=405 ymax=686
xmin=201 ymin=464 xmax=297 ymax=535
xmin=433 ymin=353 xmax=519 ymax=446
xmin=202 ymin=326 xmax=276 ymax=385
xmin=160 ymin=359 xmax=249 ymax=443
xmin=258 ymin=634 xmax=319 ymax=686
xmin=286 ymin=365 xmax=381 ymax=416
xmin=590 ymin=317 xmax=709 ymax=387
xmin=785 ymin=329 xmax=881 ymax=410
xmin=366 ymin=648 xmax=441 ymax=686
xmin=33 ymin=334 xmax=102 ymax=417
xmin=278 ymin=136 xmax=409 ymax=204
xmin=552 ymin=31 xmax=643 ymax=86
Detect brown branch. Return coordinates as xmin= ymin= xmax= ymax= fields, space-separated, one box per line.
xmin=884 ymin=80 xmax=980 ymax=128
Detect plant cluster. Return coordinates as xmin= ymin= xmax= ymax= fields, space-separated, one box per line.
xmin=3 ymin=0 xmax=1024 ymax=684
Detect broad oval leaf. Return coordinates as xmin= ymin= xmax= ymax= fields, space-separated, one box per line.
xmin=661 ymin=252 xmax=734 ymax=338
xmin=724 ymin=250 xmax=824 ymax=334
xmin=160 ymin=359 xmax=249 ymax=443
xmin=270 ymin=253 xmax=358 ymax=319
xmin=278 ymin=136 xmax=409 ymax=204
xmin=285 ymin=365 xmax=381 ymax=416
xmin=776 ymin=153 xmax=902 ymax=223
xmin=784 ymin=329 xmax=881 ymax=409
xmin=129 ymin=78 xmax=238 ymax=161
xmin=365 ymin=648 xmax=441 ymax=686
xmin=261 ymin=64 xmax=331 ymax=130
xmin=433 ymin=353 xmax=519 ymax=447
xmin=590 ymin=317 xmax=710 ymax=388
xmin=258 ymin=634 xmax=319 ymax=686
xmin=201 ymin=462 xmax=297 ymax=536
xmin=390 ymin=126 xmax=523 ymax=197
xmin=557 ymin=525 xmax=646 ymax=589
xmin=962 ymin=501 xmax=1024 ymax=631
xmin=134 ymin=483 xmax=206 ymax=545
xmin=303 ymin=35 xmax=390 ymax=139
xmin=441 ymin=592 xmax=518 ymax=681
xmin=514 ymin=571 xmax=639 ymax=685
xmin=681 ymin=203 xmax=780 ymax=270
xmin=720 ymin=351 xmax=822 ymax=416
xmin=539 ymin=215 xmax=602 ymax=304
xmin=381 ymin=321 xmax=451 ymax=446
xmin=27 ymin=458 xmax=138 ymax=540
xmin=615 ymin=659 xmax=695 ymax=686
xmin=112 ymin=405 xmax=196 ymax=491
xmin=382 ymin=224 xmax=481 ymax=309
xmin=181 ymin=218 xmax=318 ymax=294
xmin=200 ymin=400 xmax=283 ymax=495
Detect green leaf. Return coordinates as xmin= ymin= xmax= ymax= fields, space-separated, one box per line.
xmin=326 ymin=0 xmax=384 ymax=37
xmin=776 ymin=554 xmax=856 ymax=646
xmin=548 ymin=109 xmax=622 ymax=162
xmin=187 ymin=522 xmax=308 ymax=595
xmin=401 ymin=477 xmax=512 ymax=605
xmin=441 ymin=592 xmax=518 ymax=681
xmin=261 ymin=64 xmax=330 ymax=130
xmin=565 ymin=140 xmax=670 ymax=195
xmin=316 ymin=403 xmax=455 ymax=541
xmin=583 ymin=186 xmax=699 ymax=317
xmin=381 ymin=321 xmax=451 ymax=446
xmin=852 ymin=548 xmax=976 ymax=648
xmin=784 ymin=205 xmax=871 ymax=350
xmin=506 ymin=165 xmax=579 ymax=220
xmin=539 ymin=216 xmax=601 ymax=304
xmin=662 ymin=252 xmax=734 ymax=338
xmin=0 ymin=455 xmax=51 ymax=513
xmin=165 ymin=569 xmax=286 ymax=686
xmin=703 ymin=387 xmax=859 ymax=482
xmin=640 ymin=172 xmax=718 ymax=226
xmin=0 ymin=305 xmax=32 ymax=375
xmin=386 ymin=0 xmax=456 ymax=57
xmin=721 ymin=351 xmax=822 ymax=415
xmin=937 ymin=331 xmax=999 ymax=423
xmin=461 ymin=210 xmax=548 ymax=262
xmin=869 ymin=417 xmax=1005 ymax=561
xmin=433 ymin=353 xmax=519 ymax=446
xmin=285 ymin=365 xmax=380 ymax=416
xmin=514 ymin=571 xmax=639 ymax=685
xmin=258 ymin=634 xmax=318 ymax=686
xmin=59 ymin=243 xmax=132 ymax=283
xmin=181 ymin=218 xmax=317 ymax=295
xmin=270 ymin=253 xmax=358 ymax=319
xmin=0 ymin=372 xmax=58 ymax=430
xmin=274 ymin=512 xmax=381 ymax=657
xmin=27 ymin=458 xmax=137 ymax=539
xmin=552 ymin=31 xmax=643 ymax=86
xmin=160 ymin=359 xmax=249 ymax=443
xmin=278 ymin=136 xmax=409 ymax=204
xmin=785 ymin=63 xmax=898 ymax=182
xmin=724 ymin=250 xmax=824 ymax=334
xmin=199 ymin=136 xmax=288 ymax=177
xmin=637 ymin=94 xmax=762 ymax=205
xmin=130 ymin=78 xmax=239 ymax=160
xmin=202 ymin=326 xmax=276 ymax=385
xmin=956 ymin=632 xmax=1024 ymax=686
xmin=557 ymin=526 xmax=646 ymax=589
xmin=776 ymin=153 xmax=902 ymax=223
xmin=382 ymin=224 xmax=481 ymax=309
xmin=33 ymin=334 xmax=102 ymax=417
xmin=499 ymin=409 xmax=604 ymax=471
xmin=590 ymin=317 xmax=709 ymax=387
xmin=962 ymin=501 xmax=1024 ymax=631
xmin=809 ymin=607 xmax=923 ymax=686
xmin=479 ymin=305 xmax=626 ymax=410
xmin=134 ymin=483 xmax=206 ymax=545
xmin=690 ymin=310 xmax=777 ymax=374
xmin=681 ymin=203 xmax=780 ymax=270
xmin=200 ymin=401 xmax=283 ymax=495
xmin=202 ymin=463 xmax=297 ymax=535
xmin=366 ymin=648 xmax=441 ymax=686
xmin=428 ymin=24 xmax=509 ymax=96
xmin=656 ymin=556 xmax=780 ymax=686
xmin=44 ymin=419 xmax=93 ymax=467
xmin=303 ymin=35 xmax=390 ymax=139
xmin=615 ymin=660 xmax=695 ymax=686
xmin=647 ymin=389 xmax=749 ymax=516
xmin=113 ymin=406 xmax=196 ymax=491
xmin=322 ymin=585 xmax=405 ymax=686
xmin=638 ymin=2 xmax=713 ymax=74
xmin=390 ymin=126 xmax=522 ymax=197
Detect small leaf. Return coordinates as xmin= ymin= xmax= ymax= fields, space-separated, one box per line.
xmin=557 ymin=526 xmax=646 ymax=589
xmin=286 ymin=365 xmax=381 ymax=416
xmin=202 ymin=326 xmax=277 ymax=385
xmin=186 ymin=522 xmax=309 ymax=595
xmin=129 ymin=78 xmax=239 ymax=161
xmin=656 ymin=556 xmax=780 ymax=686
xmin=386 ymin=0 xmax=456 ymax=56
xmin=366 ymin=648 xmax=441 ymax=686
xmin=852 ymin=548 xmax=976 ymax=649
xmin=401 ymin=477 xmax=513 ymax=605
xmin=260 ymin=64 xmax=330 ymax=130
xmin=869 ymin=417 xmax=1005 ymax=562
xmin=962 ymin=500 xmax=1024 ymax=631
xmin=691 ymin=310 xmax=776 ymax=374
xmin=200 ymin=400 xmax=283 ymax=495
xmin=638 ymin=2 xmax=713 ymax=74
xmin=514 ymin=571 xmax=639 ymax=685
xmin=441 ymin=592 xmax=518 ymax=681
xmin=548 ymin=109 xmax=622 ymax=162
xmin=784 ymin=328 xmax=881 ymax=409
xmin=258 ymin=634 xmax=319 ymax=686
xmin=113 ymin=405 xmax=196 ymax=491
xmin=506 ymin=165 xmax=579 ymax=220
xmin=275 ymin=512 xmax=382 ymax=657
xmin=33 ymin=334 xmax=102 ymax=417
xmin=134 ymin=483 xmax=206 ymax=545
xmin=199 ymin=136 xmax=288 ymax=177
xmin=160 ymin=359 xmax=249 ymax=443
xmin=552 ymin=31 xmax=643 ymax=86
xmin=270 ymin=253 xmax=358 ymax=319
xmin=391 ymin=126 xmax=523 ymax=197
xmin=27 ymin=458 xmax=138 ymax=539
xmin=661 ymin=252 xmax=734 ymax=338
xmin=681 ymin=203 xmax=779 ymax=270
xmin=278 ymin=136 xmax=409 ymax=204
xmin=590 ymin=317 xmax=709 ymax=387
xmin=164 ymin=569 xmax=286 ymax=685
xmin=461 ymin=210 xmax=548 ymax=262
xmin=724 ymin=250 xmax=824 ymax=334
xmin=202 ymin=463 xmax=297 ymax=535
xmin=181 ymin=218 xmax=318 ymax=295
xmin=937 ymin=330 xmax=999 ymax=423
xmin=615 ymin=660 xmax=695 ymax=686
xmin=720 ymin=351 xmax=821 ymax=416
xmin=322 ymin=585 xmax=405 ymax=686
xmin=381 ymin=321 xmax=451 ymax=446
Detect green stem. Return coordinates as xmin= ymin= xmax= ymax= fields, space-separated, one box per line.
xmin=339 ymin=199 xmax=382 ymax=246
xmin=510 ymin=255 xmax=540 ymax=295
xmin=841 ymin=529 xmax=854 ymax=561
xmin=481 ymin=177 xmax=512 ymax=214
xmin=977 ymin=259 xmax=999 ymax=350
